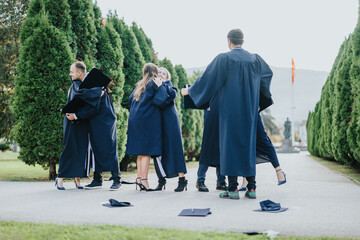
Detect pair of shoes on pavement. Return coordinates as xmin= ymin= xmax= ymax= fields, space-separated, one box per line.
xmin=219 ymin=189 xmax=256 ymax=200
xmin=196 ymin=182 xmax=228 ymax=192
xmin=84 ymin=179 xmax=121 ymax=191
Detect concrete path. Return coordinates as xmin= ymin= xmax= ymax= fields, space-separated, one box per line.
xmin=0 ymin=152 xmax=359 ymax=238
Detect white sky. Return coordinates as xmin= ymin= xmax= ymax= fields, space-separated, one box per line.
xmin=97 ymin=0 xmax=358 ymax=72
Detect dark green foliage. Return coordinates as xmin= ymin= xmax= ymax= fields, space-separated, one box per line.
xmin=108 ymin=13 xmax=145 ymax=109
xmin=13 ymin=13 xmax=73 ymax=179
xmin=331 ymin=38 xmax=354 ymax=164
xmin=307 ymin=1 xmax=360 ymax=168
xmin=131 ymin=22 xmax=154 ymax=63
xmin=0 ymin=0 xmax=29 ymax=140
xmin=68 ymin=0 xmax=97 ymax=68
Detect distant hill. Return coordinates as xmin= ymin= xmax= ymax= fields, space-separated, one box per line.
xmin=186 ymin=66 xmax=329 ymax=125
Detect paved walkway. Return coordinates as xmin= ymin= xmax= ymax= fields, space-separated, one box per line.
xmin=1 ymin=152 xmax=360 ymax=238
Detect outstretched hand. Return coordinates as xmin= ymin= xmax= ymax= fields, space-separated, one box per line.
xmin=181 ymin=85 xmax=189 ymax=96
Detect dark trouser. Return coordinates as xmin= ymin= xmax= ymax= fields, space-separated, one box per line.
xmin=257 ymin=114 xmax=280 ymax=168
xmin=228 ymin=176 xmax=256 ymax=192
xmin=94 ymin=170 xmax=121 ymax=182
xmin=197 ymin=164 xmax=226 ymax=184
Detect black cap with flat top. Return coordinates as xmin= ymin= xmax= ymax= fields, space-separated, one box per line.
xmin=178 ymin=208 xmax=211 ymax=217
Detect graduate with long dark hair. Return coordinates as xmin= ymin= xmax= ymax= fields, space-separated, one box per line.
xmin=153 ymin=67 xmax=187 ymax=192
xmin=126 ymin=63 xmax=167 ymax=191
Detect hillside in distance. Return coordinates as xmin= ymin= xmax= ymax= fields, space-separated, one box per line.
xmin=186 ymin=66 xmax=329 ymax=125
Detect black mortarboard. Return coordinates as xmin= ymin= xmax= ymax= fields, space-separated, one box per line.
xmin=183 ymin=85 xmax=210 ymax=110
xmin=254 ymin=200 xmax=288 ymax=213
xmin=102 ymin=199 xmax=133 ymax=208
xmin=79 ymin=67 xmax=111 ymax=89
xmin=178 ymin=208 xmax=211 ymax=217
xmin=61 ymin=68 xmax=111 ymax=114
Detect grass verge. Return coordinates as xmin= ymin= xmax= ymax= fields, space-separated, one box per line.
xmin=0 ymin=221 xmax=269 ymax=240
xmin=309 ymin=155 xmax=360 ymax=185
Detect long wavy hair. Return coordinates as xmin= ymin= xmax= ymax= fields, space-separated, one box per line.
xmin=133 ymin=63 xmax=159 ymax=101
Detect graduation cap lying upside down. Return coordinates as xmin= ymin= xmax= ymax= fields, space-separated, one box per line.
xmin=61 ymin=68 xmax=111 ymax=114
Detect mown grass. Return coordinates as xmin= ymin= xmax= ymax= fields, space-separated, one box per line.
xmin=0 ymin=151 xmax=200 ymax=181
xmin=0 ymin=221 xmax=270 ymax=240
xmin=309 ymin=155 xmax=360 ymax=185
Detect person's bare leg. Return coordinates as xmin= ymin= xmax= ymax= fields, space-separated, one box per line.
xmin=140 ymin=156 xmax=151 ymax=189
xmin=57 ymin=177 xmax=64 ymax=188
xmin=240 ymin=177 xmax=247 ymax=188
xmin=74 ymin=177 xmax=81 ymax=186
xmin=178 ymin=172 xmax=184 ymax=178
xmin=275 ymin=166 xmax=285 ymax=181
xmin=136 ymin=155 xmax=142 ymax=184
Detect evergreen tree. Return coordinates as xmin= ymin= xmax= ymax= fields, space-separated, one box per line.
xmin=13 ymin=13 xmax=73 ymax=179
xmin=0 ymin=0 xmax=29 ymax=140
xmin=68 ymin=0 xmax=97 ymax=68
xmin=331 ymin=37 xmax=354 ymax=165
xmin=22 ymin=0 xmax=74 ymax=51
xmin=108 ymin=12 xmax=145 ymax=109
xmin=131 ymin=22 xmax=154 ymax=63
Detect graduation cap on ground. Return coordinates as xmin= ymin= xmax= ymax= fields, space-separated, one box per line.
xmin=183 ymin=85 xmax=210 ymax=110
xmin=253 ymin=200 xmax=288 ymax=213
xmin=178 ymin=208 xmax=211 ymax=217
xmin=102 ymin=199 xmax=133 ymax=208
xmin=61 ymin=68 xmax=111 ymax=114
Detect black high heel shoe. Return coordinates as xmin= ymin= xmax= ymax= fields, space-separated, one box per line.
xmin=74 ymin=179 xmax=84 ymax=189
xmin=138 ymin=178 xmax=155 ymax=192
xmin=55 ymin=177 xmax=65 ymax=190
xmin=174 ymin=177 xmax=187 ymax=192
xmin=155 ymin=177 xmax=166 ymax=191
xmin=135 ymin=177 xmax=141 ymax=190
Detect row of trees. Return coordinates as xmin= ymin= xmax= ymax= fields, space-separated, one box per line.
xmin=1 ymin=0 xmax=205 ymax=179
xmin=307 ymin=1 xmax=360 ymax=168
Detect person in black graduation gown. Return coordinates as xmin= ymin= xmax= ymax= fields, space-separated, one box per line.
xmin=152 ymin=67 xmax=188 ymax=192
xmin=181 ymin=29 xmax=273 ymax=200
xmin=64 ymin=65 xmax=121 ymax=191
xmin=126 ymin=63 xmax=167 ymax=191
xmin=57 ymin=62 xmax=101 ymax=190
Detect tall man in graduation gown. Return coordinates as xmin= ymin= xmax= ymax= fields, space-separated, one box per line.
xmin=181 ymin=29 xmax=273 ymax=199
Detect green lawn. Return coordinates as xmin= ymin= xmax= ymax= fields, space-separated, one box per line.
xmin=0 ymin=151 xmax=200 ymax=181
xmin=0 ymin=221 xmax=270 ymax=240
xmin=310 ymin=155 xmax=360 ymax=185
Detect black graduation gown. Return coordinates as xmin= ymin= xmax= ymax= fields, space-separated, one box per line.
xmin=126 ymin=81 xmax=166 ymax=156
xmin=88 ymin=92 xmax=119 ymax=173
xmin=58 ymin=81 xmax=101 ymax=178
xmin=188 ymin=48 xmax=273 ymax=177
xmin=154 ymin=81 xmax=187 ymax=178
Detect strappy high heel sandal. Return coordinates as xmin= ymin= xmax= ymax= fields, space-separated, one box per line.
xmin=135 ymin=177 xmax=141 ymax=190
xmin=276 ymin=169 xmax=287 ymax=185
xmin=139 ymin=178 xmax=155 ymax=192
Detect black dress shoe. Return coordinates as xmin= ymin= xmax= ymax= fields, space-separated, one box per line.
xmin=196 ymin=182 xmax=209 ymax=192
xmin=216 ymin=182 xmax=227 ymax=191
xmin=84 ymin=180 xmax=102 ymax=189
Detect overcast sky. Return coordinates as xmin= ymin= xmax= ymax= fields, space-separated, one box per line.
xmin=97 ymin=0 xmax=358 ymax=72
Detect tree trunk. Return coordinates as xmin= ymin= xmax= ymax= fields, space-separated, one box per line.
xmin=49 ymin=162 xmax=57 ymax=180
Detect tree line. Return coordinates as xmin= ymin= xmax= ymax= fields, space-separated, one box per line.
xmin=307 ymin=1 xmax=360 ymax=169
xmin=0 ymin=0 xmax=204 ymax=179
